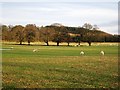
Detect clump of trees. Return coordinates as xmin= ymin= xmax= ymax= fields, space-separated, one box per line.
xmin=40 ymin=26 xmax=55 ymax=46
xmin=1 ymin=23 xmax=120 ymax=46
xmin=11 ymin=25 xmax=24 ymax=45
xmin=24 ymin=24 xmax=39 ymax=45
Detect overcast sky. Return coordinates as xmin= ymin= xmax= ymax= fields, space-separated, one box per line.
xmin=0 ymin=0 xmax=119 ymax=34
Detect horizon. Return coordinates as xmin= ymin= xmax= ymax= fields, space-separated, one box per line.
xmin=1 ymin=1 xmax=118 ymax=34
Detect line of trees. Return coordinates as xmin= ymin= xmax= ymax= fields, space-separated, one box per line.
xmin=1 ymin=24 xmax=120 ymax=46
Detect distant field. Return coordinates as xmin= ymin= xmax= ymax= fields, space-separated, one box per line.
xmin=2 ymin=42 xmax=118 ymax=88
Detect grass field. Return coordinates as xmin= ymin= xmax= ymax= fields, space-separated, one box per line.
xmin=2 ymin=42 xmax=119 ymax=88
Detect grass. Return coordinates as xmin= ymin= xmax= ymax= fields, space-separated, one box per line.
xmin=2 ymin=42 xmax=119 ymax=88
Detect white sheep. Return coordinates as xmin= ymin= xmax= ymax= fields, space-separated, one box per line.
xmin=100 ymin=51 xmax=104 ymax=56
xmin=80 ymin=51 xmax=84 ymax=55
xmin=33 ymin=49 xmax=37 ymax=52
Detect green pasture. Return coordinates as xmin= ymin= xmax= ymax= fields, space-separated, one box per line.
xmin=2 ymin=43 xmax=118 ymax=88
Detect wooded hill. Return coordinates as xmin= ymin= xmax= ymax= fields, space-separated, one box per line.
xmin=1 ymin=24 xmax=119 ymax=46
xmin=45 ymin=25 xmax=119 ymax=46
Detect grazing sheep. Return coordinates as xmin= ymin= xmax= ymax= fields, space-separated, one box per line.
xmin=80 ymin=51 xmax=84 ymax=55
xmin=100 ymin=51 xmax=104 ymax=56
xmin=33 ymin=49 xmax=37 ymax=52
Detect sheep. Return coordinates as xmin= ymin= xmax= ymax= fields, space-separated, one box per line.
xmin=33 ymin=49 xmax=38 ymax=52
xmin=100 ymin=51 xmax=104 ymax=56
xmin=80 ymin=51 xmax=84 ymax=55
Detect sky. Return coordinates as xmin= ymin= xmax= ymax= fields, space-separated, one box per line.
xmin=0 ymin=0 xmax=119 ymax=34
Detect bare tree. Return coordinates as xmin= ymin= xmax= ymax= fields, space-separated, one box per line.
xmin=93 ymin=24 xmax=99 ymax=30
xmin=82 ymin=23 xmax=93 ymax=30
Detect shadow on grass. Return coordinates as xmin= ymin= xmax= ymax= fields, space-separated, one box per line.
xmin=3 ymin=43 xmax=76 ymax=47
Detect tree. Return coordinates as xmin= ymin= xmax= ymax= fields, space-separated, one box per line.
xmin=53 ymin=30 xmax=62 ymax=46
xmin=92 ymin=24 xmax=99 ymax=30
xmin=1 ymin=25 xmax=14 ymax=42
xmin=83 ymin=31 xmax=95 ymax=46
xmin=82 ymin=23 xmax=93 ymax=30
xmin=40 ymin=26 xmax=55 ymax=46
xmin=24 ymin=24 xmax=37 ymax=45
xmin=52 ymin=26 xmax=65 ymax=46
xmin=60 ymin=27 xmax=72 ymax=46
xmin=11 ymin=25 xmax=24 ymax=45
xmin=74 ymin=28 xmax=86 ymax=46
xmin=1 ymin=25 xmax=9 ymax=41
xmin=75 ymin=35 xmax=81 ymax=46
xmin=64 ymin=33 xmax=71 ymax=46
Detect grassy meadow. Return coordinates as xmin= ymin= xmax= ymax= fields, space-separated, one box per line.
xmin=2 ymin=42 xmax=119 ymax=88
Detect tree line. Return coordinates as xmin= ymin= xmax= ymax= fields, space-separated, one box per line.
xmin=1 ymin=23 xmax=120 ymax=46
